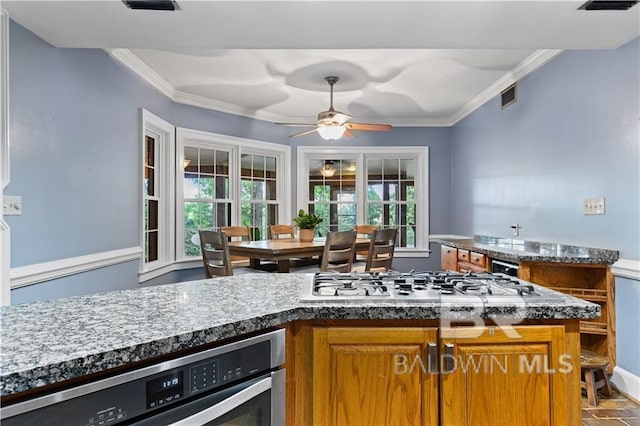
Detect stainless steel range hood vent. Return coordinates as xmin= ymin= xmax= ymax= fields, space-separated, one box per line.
xmin=578 ymin=1 xmax=638 ymax=10
xmin=122 ymin=0 xmax=179 ymax=11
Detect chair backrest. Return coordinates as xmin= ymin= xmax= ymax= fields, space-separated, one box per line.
xmin=269 ymin=224 xmax=295 ymax=240
xmin=198 ymin=230 xmax=233 ymax=278
xmin=355 ymin=224 xmax=379 ymax=257
xmin=320 ymin=230 xmax=357 ymax=273
xmin=364 ymin=228 xmax=398 ymax=272
xmin=220 ymin=226 xmax=251 ymax=262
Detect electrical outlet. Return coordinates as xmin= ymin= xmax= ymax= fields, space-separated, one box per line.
xmin=583 ymin=197 xmax=605 ymax=215
xmin=3 ymin=195 xmax=22 ymax=215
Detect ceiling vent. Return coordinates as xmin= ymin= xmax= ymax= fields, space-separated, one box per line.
xmin=578 ymin=1 xmax=638 ymax=10
xmin=501 ymin=83 xmax=517 ymax=109
xmin=122 ymin=0 xmax=179 ymax=11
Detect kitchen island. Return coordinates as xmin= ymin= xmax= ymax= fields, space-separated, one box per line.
xmin=1 ymin=273 xmax=599 ymax=425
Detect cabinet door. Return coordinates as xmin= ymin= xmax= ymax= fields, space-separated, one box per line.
xmin=441 ymin=245 xmax=458 ymax=271
xmin=313 ymin=327 xmax=438 ymax=426
xmin=441 ymin=325 xmax=571 ymax=426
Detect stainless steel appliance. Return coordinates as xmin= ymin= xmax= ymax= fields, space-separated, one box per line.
xmin=1 ymin=329 xmax=285 ymax=425
xmin=300 ymin=271 xmax=565 ymax=303
xmin=491 ymin=259 xmax=520 ymax=277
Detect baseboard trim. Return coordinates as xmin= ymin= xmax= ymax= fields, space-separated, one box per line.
xmin=612 ymin=258 xmax=640 ymax=281
xmin=611 ymin=366 xmax=640 ymax=403
xmin=10 ymin=247 xmax=142 ymax=289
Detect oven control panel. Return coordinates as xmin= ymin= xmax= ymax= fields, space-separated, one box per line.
xmin=1 ymin=330 xmax=284 ymax=426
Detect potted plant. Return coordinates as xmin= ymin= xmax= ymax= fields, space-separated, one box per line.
xmin=293 ymin=209 xmax=323 ymax=242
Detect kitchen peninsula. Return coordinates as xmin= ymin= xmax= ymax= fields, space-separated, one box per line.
xmin=436 ymin=235 xmax=619 ymax=372
xmin=1 ymin=273 xmax=599 ymax=425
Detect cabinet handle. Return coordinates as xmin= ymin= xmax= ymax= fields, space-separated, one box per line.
xmin=443 ymin=343 xmax=455 ymax=374
xmin=427 ymin=343 xmax=438 ymax=373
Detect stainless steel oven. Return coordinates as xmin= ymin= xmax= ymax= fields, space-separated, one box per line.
xmin=1 ymin=329 xmax=285 ymax=425
xmin=491 ymin=259 xmax=520 ymax=277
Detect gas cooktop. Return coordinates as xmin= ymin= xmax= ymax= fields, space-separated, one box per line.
xmin=299 ymin=271 xmax=566 ymax=303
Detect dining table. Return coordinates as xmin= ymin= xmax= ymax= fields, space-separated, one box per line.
xmin=227 ymin=238 xmax=371 ymax=273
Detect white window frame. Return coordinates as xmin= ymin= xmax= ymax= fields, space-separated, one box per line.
xmin=176 ymin=128 xmax=291 ymax=261
xmin=297 ymin=146 xmax=429 ymax=257
xmin=0 ymin=9 xmax=9 ymax=304
xmin=139 ymin=110 xmax=175 ymax=281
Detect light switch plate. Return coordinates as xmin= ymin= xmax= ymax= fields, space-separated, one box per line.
xmin=583 ymin=197 xmax=605 ymax=215
xmin=3 ymin=195 xmax=22 ymax=215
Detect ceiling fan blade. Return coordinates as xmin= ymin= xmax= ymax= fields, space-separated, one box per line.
xmin=289 ymin=128 xmax=319 ymax=138
xmin=343 ymin=129 xmax=356 ymax=138
xmin=333 ymin=112 xmax=352 ymax=125
xmin=346 ymin=123 xmax=392 ymax=132
xmin=275 ymin=122 xmax=317 ymax=127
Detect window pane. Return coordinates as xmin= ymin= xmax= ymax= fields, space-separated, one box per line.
xmin=266 ymin=180 xmax=277 ymax=200
xmin=383 ymin=158 xmax=398 ymax=179
xmin=199 ymin=176 xmax=215 ymax=199
xmin=385 ymin=183 xmax=398 ymax=202
xmin=367 ymin=203 xmax=383 ymax=226
xmin=200 ymin=149 xmax=215 ymax=175
xmin=184 ymin=228 xmax=200 ymax=257
xmin=266 ymin=156 xmax=277 ymax=179
xmin=147 ymin=230 xmax=158 ymax=262
xmin=252 ymin=155 xmax=265 ymax=178
xmin=312 ymin=185 xmax=330 ymax=202
xmin=183 ymin=173 xmax=198 ymax=198
xmin=145 ymin=136 xmax=155 ymax=167
xmin=145 ymin=167 xmax=154 ymax=197
xmin=148 ymin=200 xmax=158 ymax=230
xmin=241 ymin=154 xmax=251 ymax=177
xmin=368 ymin=183 xmax=383 ymax=201
xmin=201 ymin=203 xmax=214 ymax=228
xmin=368 ymin=159 xmax=382 ymax=179
xmin=216 ymin=203 xmax=231 ymax=228
xmin=184 ymin=146 xmax=198 ymax=171
xmin=401 ymin=183 xmax=415 ymax=202
xmin=184 ymin=202 xmax=200 ymax=229
xmin=400 ymin=159 xmax=415 ymax=179
xmin=241 ymin=179 xmax=252 ymax=201
xmin=252 ymin=180 xmax=266 ymax=200
xmin=217 ymin=176 xmax=229 ymax=199
xmin=216 ymin=151 xmax=229 ymax=175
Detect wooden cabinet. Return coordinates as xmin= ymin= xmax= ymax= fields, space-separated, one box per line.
xmin=441 ymin=245 xmax=458 ymax=271
xmin=442 ymin=246 xmax=488 ymax=273
xmin=440 ymin=325 xmax=574 ymax=426
xmin=519 ymin=262 xmax=616 ymax=372
xmin=312 ymin=327 xmax=438 ymax=425
xmin=288 ymin=321 xmax=581 ymax=425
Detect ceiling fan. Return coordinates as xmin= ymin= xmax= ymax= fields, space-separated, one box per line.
xmin=278 ymin=76 xmax=392 ymax=140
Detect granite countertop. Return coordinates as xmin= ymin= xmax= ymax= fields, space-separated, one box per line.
xmin=435 ymin=235 xmax=619 ymax=265
xmin=0 ymin=273 xmax=599 ymax=397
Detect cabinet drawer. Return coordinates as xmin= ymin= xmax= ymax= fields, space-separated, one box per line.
xmin=458 ymin=262 xmax=486 ymax=273
xmin=470 ymin=252 xmax=486 ymax=267
xmin=457 ymin=249 xmax=470 ymax=262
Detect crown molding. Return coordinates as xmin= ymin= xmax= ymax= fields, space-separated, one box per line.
xmin=105 ymin=48 xmax=563 ymax=128
xmin=450 ymin=49 xmax=563 ymax=125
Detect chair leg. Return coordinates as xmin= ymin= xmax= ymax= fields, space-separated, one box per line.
xmin=585 ymin=369 xmax=598 ymax=407
xmin=598 ymin=368 xmax=613 ymax=397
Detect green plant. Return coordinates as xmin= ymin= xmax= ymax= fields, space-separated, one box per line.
xmin=293 ymin=209 xmax=323 ymax=229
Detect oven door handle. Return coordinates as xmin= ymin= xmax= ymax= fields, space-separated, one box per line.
xmin=168 ymin=376 xmax=272 ymax=425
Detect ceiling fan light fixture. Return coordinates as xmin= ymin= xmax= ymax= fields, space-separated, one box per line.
xmin=319 ymin=161 xmax=336 ymax=178
xmin=317 ymin=125 xmax=346 ymax=140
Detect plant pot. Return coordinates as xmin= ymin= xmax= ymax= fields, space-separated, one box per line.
xmin=299 ymin=228 xmax=315 ymax=242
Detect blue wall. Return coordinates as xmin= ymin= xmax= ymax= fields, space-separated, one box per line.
xmin=450 ymin=39 xmax=639 ymax=259
xmin=450 ymin=38 xmax=640 ymax=377
xmin=8 ymin=21 xmax=449 ymax=302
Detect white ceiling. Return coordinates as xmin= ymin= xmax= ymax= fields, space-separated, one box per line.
xmin=5 ymin=1 xmax=640 ymax=126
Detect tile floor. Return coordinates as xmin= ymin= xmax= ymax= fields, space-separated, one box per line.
xmin=582 ymin=390 xmax=640 ymax=425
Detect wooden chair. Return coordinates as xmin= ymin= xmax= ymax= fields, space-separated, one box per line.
xmin=198 ymin=230 xmax=233 ymax=277
xmin=269 ymin=224 xmax=295 ymax=239
xmin=362 ymin=228 xmax=398 ymax=272
xmin=355 ymin=224 xmax=379 ymax=261
xmin=220 ymin=226 xmax=252 ymax=265
xmin=320 ymin=230 xmax=357 ymax=273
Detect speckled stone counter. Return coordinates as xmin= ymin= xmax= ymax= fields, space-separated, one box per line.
xmin=0 ymin=273 xmax=599 ymax=397
xmin=435 ymin=235 xmax=619 ymax=265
